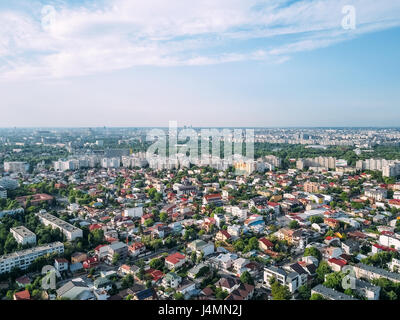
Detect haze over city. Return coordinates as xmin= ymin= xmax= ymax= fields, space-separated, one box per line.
xmin=0 ymin=0 xmax=400 ymax=127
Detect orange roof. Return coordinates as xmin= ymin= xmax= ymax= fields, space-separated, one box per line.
xmin=14 ymin=290 xmax=30 ymax=300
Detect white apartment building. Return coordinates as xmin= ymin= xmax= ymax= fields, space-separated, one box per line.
xmin=121 ymin=154 xmax=148 ymax=168
xmin=3 ymin=161 xmax=29 ymax=173
xmin=0 ymin=186 xmax=6 ymax=199
xmin=224 ymin=206 xmax=248 ymax=221
xmin=36 ymin=212 xmax=83 ymax=241
xmin=0 ymin=242 xmax=64 ymax=274
xmin=379 ymin=234 xmax=400 ymax=250
xmin=0 ymin=178 xmax=19 ymax=190
xmin=227 ymin=225 xmax=241 ymax=237
xmin=123 ymin=207 xmax=143 ymax=218
xmin=265 ymin=155 xmax=282 ymax=168
xmin=364 ymin=188 xmax=387 ymax=201
xmin=356 ymin=158 xmax=400 ymax=177
xmin=101 ymin=157 xmax=120 ymax=168
xmin=54 ymin=159 xmax=80 ymax=172
xmin=10 ymin=226 xmax=36 ymax=245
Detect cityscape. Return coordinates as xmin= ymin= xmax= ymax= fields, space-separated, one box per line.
xmin=1 ymin=0 xmax=400 ymax=314
xmin=2 ymin=127 xmax=400 ymax=302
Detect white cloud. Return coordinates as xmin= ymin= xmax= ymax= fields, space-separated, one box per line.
xmin=0 ymin=0 xmax=400 ymax=80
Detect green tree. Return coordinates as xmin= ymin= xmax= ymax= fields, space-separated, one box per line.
xmin=240 ymin=271 xmax=254 ymax=285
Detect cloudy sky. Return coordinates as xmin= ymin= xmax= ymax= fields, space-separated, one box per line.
xmin=0 ymin=0 xmax=399 ymax=127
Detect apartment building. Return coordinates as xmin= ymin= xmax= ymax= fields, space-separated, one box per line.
xmin=263 ymin=266 xmax=303 ymax=293
xmin=36 ymin=212 xmax=83 ymax=241
xmin=311 ymin=284 xmax=357 ymax=300
xmin=0 ymin=242 xmax=64 ymax=274
xmin=304 ymin=181 xmax=320 ymax=193
xmin=3 ymin=161 xmax=29 ymax=173
xmin=10 ymin=226 xmax=36 ymax=245
xmin=353 ymin=263 xmax=400 ymax=283
xmin=101 ymin=157 xmax=120 ymax=168
xmin=0 ymin=186 xmax=6 ymax=199
xmin=364 ymin=188 xmax=387 ymax=201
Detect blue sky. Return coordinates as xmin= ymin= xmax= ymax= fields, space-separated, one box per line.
xmin=0 ymin=0 xmax=399 ymax=127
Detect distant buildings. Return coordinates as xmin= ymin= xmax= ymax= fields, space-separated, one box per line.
xmin=0 ymin=186 xmax=6 ymax=199
xmin=3 ymin=161 xmax=29 ymax=173
xmin=101 ymin=157 xmax=121 ymax=169
xmin=356 ymin=158 xmax=400 ymax=177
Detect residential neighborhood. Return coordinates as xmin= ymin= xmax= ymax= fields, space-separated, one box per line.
xmin=2 ymin=132 xmax=400 ymax=302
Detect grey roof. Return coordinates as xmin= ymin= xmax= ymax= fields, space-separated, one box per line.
xmin=56 ymin=279 xmax=88 ymax=297
xmin=265 ymin=266 xmax=287 ymax=277
xmin=356 ymin=263 xmax=400 ymax=282
xmin=312 ymin=284 xmax=358 ymax=300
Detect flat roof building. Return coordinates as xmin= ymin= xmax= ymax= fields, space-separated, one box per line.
xmin=10 ymin=226 xmax=36 ymax=245
xmin=36 ymin=212 xmax=83 ymax=241
xmin=0 ymin=242 xmax=64 ymax=274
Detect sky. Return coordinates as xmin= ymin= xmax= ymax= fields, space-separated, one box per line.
xmin=0 ymin=0 xmax=399 ymax=127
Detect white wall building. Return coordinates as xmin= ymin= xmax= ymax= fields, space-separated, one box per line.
xmin=36 ymin=212 xmax=83 ymax=241
xmin=10 ymin=226 xmax=36 ymax=245
xmin=0 ymin=242 xmax=64 ymax=274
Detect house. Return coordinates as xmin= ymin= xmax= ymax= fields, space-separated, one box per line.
xmin=145 ymin=268 xmax=164 ymax=284
xmin=372 ymin=243 xmax=397 ymax=254
xmin=15 ymin=275 xmax=31 ymax=288
xmin=13 ymin=289 xmax=31 ymax=300
xmin=132 ymin=288 xmax=158 ymax=300
xmin=162 ymin=272 xmax=182 ymax=288
xmin=227 ymin=225 xmax=241 ymax=237
xmin=54 ymin=258 xmax=69 ymax=272
xmin=259 ymin=237 xmax=274 ymax=251
xmin=187 ymin=240 xmax=214 ymax=256
xmin=341 ymin=240 xmax=360 ymax=255
xmin=95 ymin=244 xmax=109 ymax=259
xmin=94 ymin=277 xmax=112 ymax=291
xmin=215 ymin=277 xmax=241 ymax=294
xmin=71 ymin=252 xmax=88 ymax=264
xmin=215 ymin=230 xmax=231 ymax=242
xmin=328 ymin=258 xmax=348 ymax=272
xmin=264 ymin=266 xmax=302 ymax=293
xmin=108 ymin=284 xmax=146 ymax=300
xmin=202 ymin=194 xmax=223 ymax=206
xmin=324 ymin=218 xmax=340 ymax=229
xmin=176 ymin=279 xmax=196 ymax=297
xmin=225 ymin=283 xmax=255 ymax=300
xmin=323 ymin=247 xmax=343 ymax=259
xmin=165 ymin=252 xmax=186 ymax=270
xmin=275 ymin=228 xmax=302 ymax=244
xmin=83 ymin=257 xmax=99 ymax=269
xmin=233 ymin=258 xmax=250 ymax=274
xmin=187 ymin=263 xmax=208 ymax=279
xmin=210 ymin=253 xmax=237 ymax=270
xmin=70 ymin=262 xmax=84 ymax=273
xmin=119 ymin=264 xmax=139 ymax=276
xmin=128 ymin=242 xmax=146 ymax=257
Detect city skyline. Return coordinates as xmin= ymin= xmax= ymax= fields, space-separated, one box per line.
xmin=0 ymin=0 xmax=399 ymax=127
